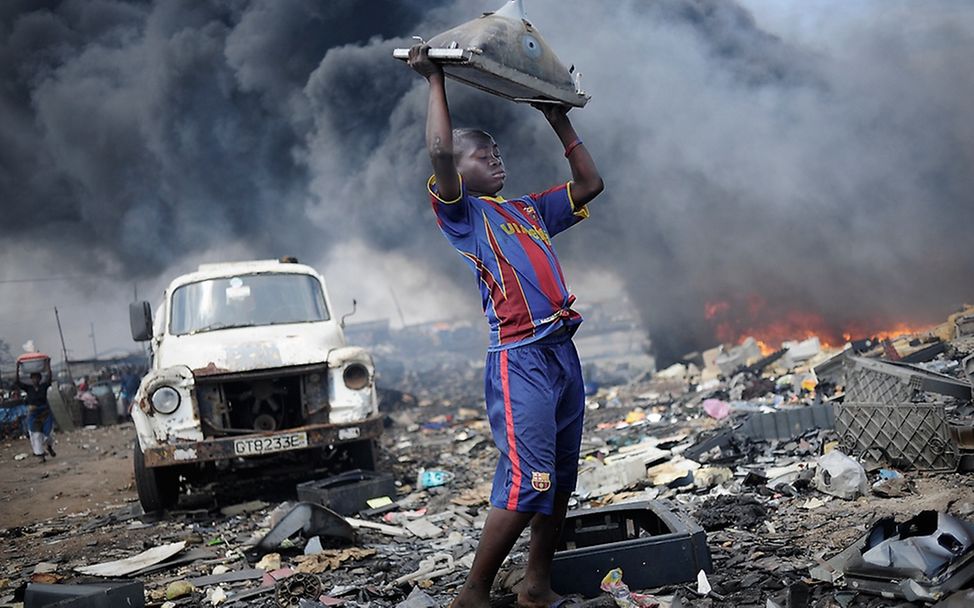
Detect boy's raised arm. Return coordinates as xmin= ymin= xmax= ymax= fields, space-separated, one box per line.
xmin=408 ymin=44 xmax=461 ymax=201
xmin=537 ymin=105 xmax=604 ymax=207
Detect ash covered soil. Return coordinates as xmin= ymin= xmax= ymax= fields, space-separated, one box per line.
xmin=1 ymin=398 xmax=972 ymax=607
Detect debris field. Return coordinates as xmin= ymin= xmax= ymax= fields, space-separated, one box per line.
xmin=3 ymin=308 xmax=974 ymax=608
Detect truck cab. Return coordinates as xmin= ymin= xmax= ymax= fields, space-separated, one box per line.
xmin=129 ymin=258 xmax=382 ymax=512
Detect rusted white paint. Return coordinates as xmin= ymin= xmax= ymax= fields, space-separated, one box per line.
xmin=136 ymin=259 xmax=379 ymax=459
xmin=132 ymin=364 xmax=203 ymax=450
xmin=173 ymin=448 xmax=198 ymax=461
xmin=328 ymin=346 xmax=378 ymax=424
xmin=153 ymin=261 xmax=344 ymax=373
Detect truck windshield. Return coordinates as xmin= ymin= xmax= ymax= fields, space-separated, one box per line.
xmin=169 ymin=273 xmax=330 ymax=336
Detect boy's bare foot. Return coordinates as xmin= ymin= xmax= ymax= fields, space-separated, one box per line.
xmin=449 ymin=596 xmax=491 ymax=608
xmin=515 ymin=590 xmax=567 ymax=608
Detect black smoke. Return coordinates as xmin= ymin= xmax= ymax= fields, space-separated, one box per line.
xmin=3 ymin=0 xmax=974 ymax=364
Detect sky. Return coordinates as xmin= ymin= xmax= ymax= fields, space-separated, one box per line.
xmin=2 ymin=0 xmax=972 ymax=367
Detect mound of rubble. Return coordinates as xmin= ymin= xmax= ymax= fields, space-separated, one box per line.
xmin=4 ymin=309 xmax=974 ymax=607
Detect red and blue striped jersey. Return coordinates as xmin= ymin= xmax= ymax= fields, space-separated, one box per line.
xmin=429 ymin=175 xmax=588 ymax=351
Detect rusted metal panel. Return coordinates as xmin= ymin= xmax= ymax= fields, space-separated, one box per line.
xmin=142 ymin=414 xmax=384 ymax=468
xmin=193 ymin=362 xmax=328 ymax=384
xmin=393 ymin=0 xmax=589 ymax=107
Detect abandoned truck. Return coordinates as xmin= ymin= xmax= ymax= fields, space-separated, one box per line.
xmin=128 ymin=258 xmax=382 ymax=512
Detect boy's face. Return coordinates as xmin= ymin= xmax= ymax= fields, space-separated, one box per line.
xmin=456 ymin=134 xmax=505 ymax=196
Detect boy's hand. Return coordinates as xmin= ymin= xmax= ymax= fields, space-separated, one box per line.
xmin=408 ymin=44 xmax=442 ymax=80
xmin=532 ymin=102 xmax=571 ymax=126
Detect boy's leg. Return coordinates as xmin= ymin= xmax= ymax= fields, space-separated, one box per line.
xmin=459 ymin=346 xmax=558 ymax=607
xmin=519 ymin=338 xmax=586 ymax=606
xmin=517 ymin=492 xmax=571 ymax=607
xmin=452 ymin=507 xmax=533 ymax=608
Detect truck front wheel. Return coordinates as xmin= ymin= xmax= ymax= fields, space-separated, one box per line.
xmin=133 ymin=440 xmax=180 ymax=512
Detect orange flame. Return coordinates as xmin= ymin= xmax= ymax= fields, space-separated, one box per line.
xmin=703 ymin=295 xmax=935 ymax=353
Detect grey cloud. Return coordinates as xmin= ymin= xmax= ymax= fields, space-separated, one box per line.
xmin=2 ymin=0 xmax=973 ymax=364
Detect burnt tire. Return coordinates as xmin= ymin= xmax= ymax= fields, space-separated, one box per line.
xmin=133 ymin=440 xmax=180 ymax=512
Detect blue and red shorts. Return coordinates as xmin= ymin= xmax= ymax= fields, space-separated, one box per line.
xmin=484 ymin=330 xmax=585 ymax=515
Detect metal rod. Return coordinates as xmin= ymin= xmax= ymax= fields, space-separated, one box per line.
xmin=392 ymin=48 xmax=467 ymax=61
xmin=89 ymin=322 xmax=98 ymax=359
xmin=54 ymin=306 xmax=72 ymax=381
xmin=388 ymin=287 xmax=408 ymax=328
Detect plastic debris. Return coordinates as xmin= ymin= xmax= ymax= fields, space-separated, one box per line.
xmin=395 ymin=586 xmax=437 ymax=608
xmin=415 ymin=469 xmax=454 ymax=489
xmin=702 ymin=398 xmax=731 ymax=420
xmin=75 ymin=541 xmax=186 ymax=577
xmin=814 ymin=450 xmax=868 ymax=500
xmin=255 ymin=502 xmax=354 ymax=551
xmin=394 ymin=553 xmax=455 ymax=585
xmin=256 ymin=553 xmax=281 ymax=571
xmin=696 ymin=569 xmax=712 ymax=595
xmin=165 ymin=580 xmax=194 ymax=600
xmin=275 ymin=572 xmax=321 ymax=607
xmin=206 ymin=586 xmax=226 ymax=605
xmin=599 ymin=568 xmax=659 ymax=608
xmin=304 ymin=536 xmax=323 ymax=555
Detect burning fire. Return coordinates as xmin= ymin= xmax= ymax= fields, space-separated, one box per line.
xmin=704 ymin=295 xmax=935 ymax=353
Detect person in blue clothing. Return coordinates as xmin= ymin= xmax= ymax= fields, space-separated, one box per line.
xmin=20 ymin=372 xmax=55 ymax=462
xmin=118 ymin=367 xmax=141 ymax=421
xmin=408 ymin=43 xmax=604 ymax=608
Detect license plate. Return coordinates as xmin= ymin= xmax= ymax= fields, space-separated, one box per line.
xmin=233 ymin=432 xmax=308 ymax=456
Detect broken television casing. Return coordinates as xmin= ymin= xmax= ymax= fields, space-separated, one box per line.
xmin=393 ymin=0 xmax=589 ymax=107
xmin=128 ymin=258 xmax=382 ymax=512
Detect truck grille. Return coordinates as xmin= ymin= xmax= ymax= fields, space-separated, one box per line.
xmin=195 ymin=365 xmax=329 ymax=436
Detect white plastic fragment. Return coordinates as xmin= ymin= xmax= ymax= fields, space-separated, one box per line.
xmin=206 ymin=586 xmax=227 ymax=605
xmin=814 ymin=450 xmax=868 ymax=500
xmin=696 ymin=569 xmax=712 ymax=596
xmin=347 ymin=517 xmax=409 ymax=537
xmin=75 ymin=541 xmax=186 ymax=577
xmin=304 ymin=536 xmax=323 ymax=555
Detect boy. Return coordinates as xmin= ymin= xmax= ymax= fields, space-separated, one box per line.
xmin=407 ymin=45 xmax=604 ymax=608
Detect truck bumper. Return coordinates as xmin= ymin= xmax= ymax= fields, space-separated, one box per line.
xmin=142 ymin=414 xmax=384 ymax=468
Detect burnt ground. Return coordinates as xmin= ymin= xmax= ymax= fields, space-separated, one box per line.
xmin=1 ymin=397 xmax=972 ymax=608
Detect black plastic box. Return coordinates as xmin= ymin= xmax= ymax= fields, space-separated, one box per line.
xmin=296 ymin=469 xmax=396 ymax=515
xmin=25 ymin=581 xmax=144 ymax=608
xmin=551 ymin=500 xmax=712 ymax=597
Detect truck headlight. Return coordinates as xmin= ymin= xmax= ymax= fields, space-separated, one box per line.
xmin=343 ymin=363 xmax=370 ymax=390
xmin=151 ymin=386 xmax=181 ymax=414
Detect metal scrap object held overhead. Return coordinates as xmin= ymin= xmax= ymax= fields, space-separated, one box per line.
xmin=392 ymin=0 xmax=589 ymax=107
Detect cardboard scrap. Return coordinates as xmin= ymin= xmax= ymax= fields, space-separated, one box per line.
xmin=450 ymin=482 xmax=492 ymax=507
xmin=294 ymin=548 xmax=376 ymax=574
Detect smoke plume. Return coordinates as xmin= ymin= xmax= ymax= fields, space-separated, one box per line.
xmin=2 ymin=0 xmax=973 ymax=364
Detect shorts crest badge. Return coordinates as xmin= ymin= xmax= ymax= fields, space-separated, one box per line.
xmin=531 ymin=471 xmax=551 ymax=492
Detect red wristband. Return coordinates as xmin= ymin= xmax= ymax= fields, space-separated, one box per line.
xmin=564 ymin=139 xmax=583 ymax=158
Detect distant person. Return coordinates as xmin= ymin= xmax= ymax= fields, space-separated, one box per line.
xmin=20 ymin=372 xmax=55 ymax=462
xmin=408 ymin=44 xmax=604 ymax=608
xmin=118 ymin=367 xmax=141 ymax=421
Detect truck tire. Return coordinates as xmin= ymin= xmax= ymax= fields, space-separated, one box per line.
xmin=133 ymin=440 xmax=179 ymax=512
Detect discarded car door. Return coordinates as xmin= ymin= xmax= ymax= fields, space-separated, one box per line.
xmin=129 ymin=258 xmax=382 ymax=512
